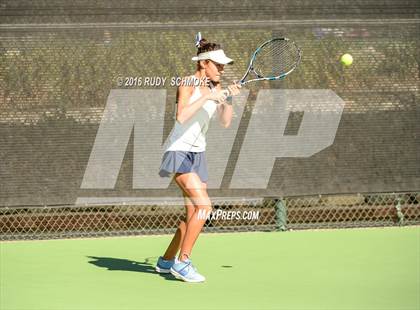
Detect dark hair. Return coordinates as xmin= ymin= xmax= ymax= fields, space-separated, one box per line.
xmin=197 ymin=38 xmax=221 ymax=55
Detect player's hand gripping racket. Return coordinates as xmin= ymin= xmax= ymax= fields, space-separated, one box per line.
xmin=226 ymin=37 xmax=301 ymax=96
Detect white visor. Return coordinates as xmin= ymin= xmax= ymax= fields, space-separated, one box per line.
xmin=192 ymin=49 xmax=234 ymax=65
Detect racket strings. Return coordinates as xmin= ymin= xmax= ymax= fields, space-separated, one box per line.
xmin=256 ymin=43 xmax=296 ymax=76
xmin=253 ymin=40 xmax=300 ymax=78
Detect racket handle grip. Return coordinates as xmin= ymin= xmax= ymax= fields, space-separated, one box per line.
xmin=225 ymin=80 xmax=243 ymax=98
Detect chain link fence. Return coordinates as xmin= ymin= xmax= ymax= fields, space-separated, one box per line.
xmin=1 ymin=192 xmax=418 ymax=241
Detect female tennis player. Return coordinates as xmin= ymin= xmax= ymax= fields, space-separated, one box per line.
xmin=155 ymin=33 xmax=241 ymax=282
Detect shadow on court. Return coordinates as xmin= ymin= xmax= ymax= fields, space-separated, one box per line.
xmin=87 ymin=256 xmax=177 ymax=281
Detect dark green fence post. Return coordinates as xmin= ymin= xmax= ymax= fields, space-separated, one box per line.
xmin=275 ymin=198 xmax=288 ymax=231
xmin=395 ymin=195 xmax=405 ymax=226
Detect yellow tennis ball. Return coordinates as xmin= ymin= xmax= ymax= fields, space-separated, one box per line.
xmin=340 ymin=53 xmax=353 ymax=66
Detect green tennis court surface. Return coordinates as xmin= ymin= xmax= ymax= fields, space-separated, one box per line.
xmin=1 ymin=226 xmax=419 ymax=310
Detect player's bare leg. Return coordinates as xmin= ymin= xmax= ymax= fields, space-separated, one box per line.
xmin=174 ymin=173 xmax=211 ymax=262
xmin=162 ymin=192 xmax=195 ymax=260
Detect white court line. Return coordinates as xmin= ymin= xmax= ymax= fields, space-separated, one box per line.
xmin=0 ymin=19 xmax=419 ymax=30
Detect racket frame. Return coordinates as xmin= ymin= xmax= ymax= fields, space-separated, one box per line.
xmin=238 ymin=37 xmax=301 ymax=85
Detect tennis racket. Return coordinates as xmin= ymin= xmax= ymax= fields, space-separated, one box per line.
xmin=227 ymin=37 xmax=301 ymax=95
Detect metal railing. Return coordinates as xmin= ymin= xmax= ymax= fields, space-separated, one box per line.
xmin=1 ymin=192 xmax=418 ymax=241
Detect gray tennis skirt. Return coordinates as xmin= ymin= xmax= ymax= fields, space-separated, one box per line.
xmin=158 ymin=151 xmax=209 ymax=183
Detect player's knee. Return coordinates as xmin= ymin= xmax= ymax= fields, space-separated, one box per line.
xmin=190 ymin=194 xmax=211 ymax=208
xmin=178 ymin=220 xmax=187 ymax=231
xmin=197 ymin=204 xmax=212 ymax=214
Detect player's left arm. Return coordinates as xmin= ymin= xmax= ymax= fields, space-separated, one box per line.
xmin=217 ymin=83 xmax=240 ymax=128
